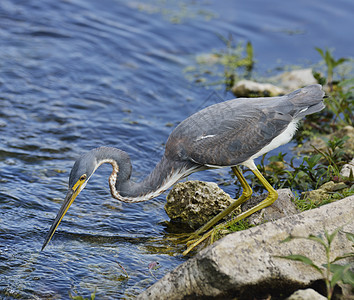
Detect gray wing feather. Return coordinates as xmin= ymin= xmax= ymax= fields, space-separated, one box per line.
xmin=165 ymin=85 xmax=324 ymax=167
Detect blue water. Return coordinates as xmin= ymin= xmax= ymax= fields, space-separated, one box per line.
xmin=0 ymin=0 xmax=353 ymax=298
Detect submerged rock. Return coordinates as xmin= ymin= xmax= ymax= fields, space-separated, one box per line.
xmin=165 ymin=180 xmax=239 ymax=229
xmin=231 ymin=69 xmax=318 ymax=98
xmin=231 ymin=80 xmax=285 ymax=97
xmin=138 ymin=196 xmax=354 ymax=300
xmin=271 ymin=68 xmax=318 ymax=92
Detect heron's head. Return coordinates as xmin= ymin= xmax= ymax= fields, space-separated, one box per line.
xmin=41 ymin=151 xmax=99 ymax=251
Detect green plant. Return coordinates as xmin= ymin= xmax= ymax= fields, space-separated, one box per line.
xmin=313 ymin=47 xmax=353 ymax=129
xmin=217 ymin=34 xmax=254 ymax=90
xmin=185 ymin=35 xmax=254 ymax=90
xmin=327 ymin=185 xmax=354 ymax=202
xmin=252 ymin=152 xmax=322 ymax=192
xmin=325 ymin=81 xmax=354 ymax=127
xmin=117 ymin=261 xmax=129 ymax=280
xmin=312 ymin=136 xmax=349 ymax=175
xmin=252 ymin=136 xmax=350 ymax=195
xmin=69 ymin=288 xmax=96 ymax=300
xmin=276 ymin=228 xmax=354 ymax=300
xmin=226 ymin=219 xmax=254 ymax=234
xmin=315 ymin=47 xmax=348 ymax=91
xmin=293 ymin=194 xmax=318 ymax=212
xmin=197 ymin=219 xmax=254 ymax=243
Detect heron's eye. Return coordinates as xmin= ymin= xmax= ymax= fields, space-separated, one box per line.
xmin=80 ymin=174 xmax=87 ymax=181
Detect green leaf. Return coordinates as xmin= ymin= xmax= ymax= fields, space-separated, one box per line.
xmin=306 ymin=154 xmax=322 ymax=168
xmin=280 ymin=236 xmax=291 ymax=243
xmin=307 ymin=234 xmax=328 ymax=248
xmin=246 ymin=41 xmax=253 ymax=60
xmin=325 ymin=50 xmax=333 ymax=67
xmin=334 ymin=57 xmax=348 ymax=67
xmin=280 ymin=235 xmax=298 ymax=243
xmin=277 ymin=254 xmax=323 ymax=274
xmin=338 ymin=78 xmax=354 ymax=87
xmin=326 ymin=227 xmax=342 ymax=246
xmin=341 ymin=267 xmax=354 ymax=285
xmin=330 ymin=265 xmax=345 ymax=288
xmin=344 ymin=231 xmax=354 ymax=243
xmin=328 ymin=263 xmax=346 ymax=272
xmin=315 ymin=47 xmax=325 ymax=59
xmin=328 ymin=264 xmax=354 ymax=286
xmin=331 ymin=252 xmax=354 ymax=263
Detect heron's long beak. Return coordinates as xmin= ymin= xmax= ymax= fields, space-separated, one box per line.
xmin=41 ymin=180 xmax=86 ymax=251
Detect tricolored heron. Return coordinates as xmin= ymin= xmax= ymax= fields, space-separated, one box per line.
xmin=42 ymin=84 xmax=325 ymax=254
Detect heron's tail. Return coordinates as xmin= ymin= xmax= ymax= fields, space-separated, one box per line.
xmin=287 ymin=84 xmax=325 ymax=119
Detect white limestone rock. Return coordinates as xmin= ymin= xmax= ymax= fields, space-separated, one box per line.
xmin=138 ymin=196 xmax=354 ymax=299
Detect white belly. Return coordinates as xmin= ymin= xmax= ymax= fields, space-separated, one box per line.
xmin=242 ymin=120 xmax=298 ymax=170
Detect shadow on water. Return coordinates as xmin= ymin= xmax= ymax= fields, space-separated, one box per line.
xmin=50 ymin=231 xmax=152 ymax=247
xmin=1 ymin=0 xmax=353 ymax=298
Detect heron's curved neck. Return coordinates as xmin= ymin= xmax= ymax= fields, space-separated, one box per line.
xmin=93 ymin=147 xmax=197 ymax=203
xmin=115 ymin=155 xmax=199 ymax=203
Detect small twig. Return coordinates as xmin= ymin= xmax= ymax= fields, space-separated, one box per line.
xmin=117 ymin=261 xmax=129 ymax=278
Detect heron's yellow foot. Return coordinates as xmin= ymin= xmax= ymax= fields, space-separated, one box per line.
xmin=167 ymin=228 xmax=216 ymax=248
xmin=166 ymin=231 xmax=198 ymax=243
xmin=183 ymin=223 xmax=227 ymax=255
xmin=183 ymin=191 xmax=278 ymax=255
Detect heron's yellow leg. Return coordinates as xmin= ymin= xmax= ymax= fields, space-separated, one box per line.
xmin=183 ymin=167 xmax=278 ymax=255
xmin=178 ymin=166 xmax=251 ymax=248
xmin=192 ymin=166 xmax=252 ymax=236
xmin=224 ymin=167 xmax=278 ymax=223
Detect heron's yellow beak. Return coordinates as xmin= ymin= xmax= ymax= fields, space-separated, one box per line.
xmin=41 ymin=178 xmax=86 ymax=251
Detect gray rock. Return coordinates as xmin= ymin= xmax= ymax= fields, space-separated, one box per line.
xmin=340 ymin=158 xmax=354 ymax=178
xmin=301 ymin=181 xmax=348 ymax=204
xmin=243 ymin=188 xmax=298 ymax=225
xmin=286 ymin=288 xmax=327 ymax=300
xmin=272 ymin=68 xmax=318 ymax=92
xmin=231 ymin=80 xmax=285 ymax=97
xmin=165 ymin=180 xmax=239 ymax=229
xmin=231 ymin=69 xmax=318 ymax=98
xmin=138 ymin=196 xmax=354 ymax=300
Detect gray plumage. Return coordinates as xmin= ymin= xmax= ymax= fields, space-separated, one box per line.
xmin=167 ymin=84 xmax=324 ymax=167
xmin=71 ymin=84 xmax=324 ymax=201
